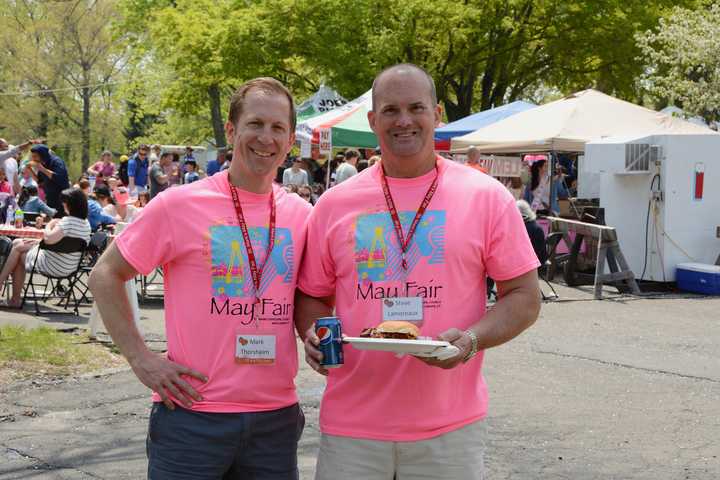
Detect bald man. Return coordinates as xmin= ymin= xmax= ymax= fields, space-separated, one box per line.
xmin=295 ymin=63 xmax=541 ymax=479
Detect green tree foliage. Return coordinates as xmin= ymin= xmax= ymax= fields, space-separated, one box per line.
xmin=117 ymin=0 xmax=247 ymax=148
xmin=245 ymin=0 xmax=688 ymax=120
xmin=0 ymin=0 xmax=129 ymax=174
xmin=4 ymin=0 xmax=701 ymax=159
xmin=637 ymin=3 xmax=720 ymax=122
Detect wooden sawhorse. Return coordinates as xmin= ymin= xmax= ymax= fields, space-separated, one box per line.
xmin=547 ymin=216 xmax=641 ymax=300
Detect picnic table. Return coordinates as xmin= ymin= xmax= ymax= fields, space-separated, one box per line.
xmin=0 ymin=225 xmax=44 ymax=239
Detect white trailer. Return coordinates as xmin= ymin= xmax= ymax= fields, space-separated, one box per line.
xmin=584 ymin=134 xmax=720 ymax=282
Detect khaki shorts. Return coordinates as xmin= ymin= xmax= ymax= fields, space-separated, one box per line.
xmin=315 ymin=420 xmax=486 ymax=480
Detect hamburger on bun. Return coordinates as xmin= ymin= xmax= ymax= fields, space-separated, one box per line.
xmin=360 ymin=321 xmax=419 ymax=340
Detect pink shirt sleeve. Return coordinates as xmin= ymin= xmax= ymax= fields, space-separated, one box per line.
xmin=297 ymin=199 xmax=336 ymax=298
xmin=484 ymin=197 xmax=541 ymax=281
xmin=115 ymin=194 xmax=176 ymax=275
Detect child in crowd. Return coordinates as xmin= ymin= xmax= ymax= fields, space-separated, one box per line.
xmin=17 ymin=185 xmax=57 ymax=218
xmin=184 ymin=160 xmax=200 ymax=184
xmin=136 ymin=191 xmax=150 ymax=208
xmin=19 ymin=162 xmax=38 ymax=189
xmin=106 ymin=175 xmax=119 ymax=191
xmin=0 ymin=167 xmax=11 ymax=194
xmin=103 ymin=186 xmax=141 ymax=223
xmin=77 ymin=178 xmax=91 ymax=197
xmin=298 ymin=185 xmax=314 ymax=205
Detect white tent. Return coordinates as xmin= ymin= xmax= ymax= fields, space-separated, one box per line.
xmin=451 ymin=89 xmax=717 ymax=154
xmin=660 ymin=105 xmax=720 ymax=130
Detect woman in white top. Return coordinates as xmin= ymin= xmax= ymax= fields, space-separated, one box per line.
xmin=102 ymin=186 xmax=141 ymax=223
xmin=0 ymin=187 xmax=90 ymax=308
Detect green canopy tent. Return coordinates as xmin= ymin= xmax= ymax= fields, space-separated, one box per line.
xmin=296 ymin=89 xmax=377 ymax=148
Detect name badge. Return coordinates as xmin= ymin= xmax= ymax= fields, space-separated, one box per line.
xmin=382 ymin=297 xmax=423 ymax=323
xmin=235 ymin=335 xmax=276 ymax=365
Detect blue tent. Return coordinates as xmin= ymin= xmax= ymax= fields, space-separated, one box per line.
xmin=435 ymin=101 xmax=537 ymax=145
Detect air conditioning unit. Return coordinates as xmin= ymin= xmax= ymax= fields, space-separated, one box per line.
xmin=623 ymin=144 xmax=660 ymax=173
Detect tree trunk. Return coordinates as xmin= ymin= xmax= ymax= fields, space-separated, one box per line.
xmin=208 ymin=84 xmax=226 ymax=148
xmin=81 ymin=86 xmax=91 ymax=172
xmin=38 ymin=108 xmax=49 ymax=139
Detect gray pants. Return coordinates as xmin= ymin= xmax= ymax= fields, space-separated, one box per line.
xmin=316 ymin=420 xmax=486 ymax=480
xmin=147 ymin=402 xmax=305 ymax=480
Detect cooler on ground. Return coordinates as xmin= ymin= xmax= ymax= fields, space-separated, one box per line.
xmin=675 ymin=263 xmax=720 ymax=295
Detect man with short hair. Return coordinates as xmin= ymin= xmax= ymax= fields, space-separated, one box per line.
xmin=296 ymin=64 xmax=541 ymax=480
xmin=466 ymin=145 xmax=489 ymax=174
xmin=127 ymin=145 xmax=150 ymax=195
xmin=282 ymin=157 xmax=309 ymax=186
xmin=333 ymin=149 xmax=360 ymax=184
xmin=89 ymin=77 xmax=312 ymax=479
xmin=149 ymin=151 xmax=173 ymax=199
xmin=180 ymin=145 xmax=196 ymax=183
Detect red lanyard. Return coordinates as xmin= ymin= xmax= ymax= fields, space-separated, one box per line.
xmin=228 ymin=180 xmax=276 ymax=318
xmin=379 ymin=164 xmax=439 ymax=271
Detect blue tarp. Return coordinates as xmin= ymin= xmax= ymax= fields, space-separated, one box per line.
xmin=434 ymin=101 xmax=537 ymax=141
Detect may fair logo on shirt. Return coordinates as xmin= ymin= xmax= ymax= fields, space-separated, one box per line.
xmin=210 ymin=225 xmax=294 ymax=297
xmin=354 ymin=210 xmax=446 ymax=281
xmin=354 ymin=210 xmax=446 ymax=303
xmin=207 ymin=225 xmax=295 ymax=324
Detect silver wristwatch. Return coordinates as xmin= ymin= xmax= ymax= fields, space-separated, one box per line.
xmin=463 ymin=330 xmax=479 ymax=362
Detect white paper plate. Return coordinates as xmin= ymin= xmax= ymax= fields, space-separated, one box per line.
xmin=343 ymin=336 xmax=460 ymax=358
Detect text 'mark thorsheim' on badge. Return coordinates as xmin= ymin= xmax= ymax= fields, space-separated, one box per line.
xmin=235 ymin=335 xmax=276 ymax=365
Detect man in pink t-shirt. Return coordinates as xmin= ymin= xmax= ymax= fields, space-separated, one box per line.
xmin=296 ymin=64 xmax=541 ymax=480
xmin=90 ymin=78 xmax=311 ymax=479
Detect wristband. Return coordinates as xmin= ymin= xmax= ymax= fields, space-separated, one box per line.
xmin=462 ymin=330 xmax=479 ymax=362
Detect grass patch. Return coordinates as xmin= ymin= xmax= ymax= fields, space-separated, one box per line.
xmin=0 ymin=326 xmax=125 ymax=385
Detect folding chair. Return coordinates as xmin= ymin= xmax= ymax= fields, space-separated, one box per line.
xmin=139 ymin=267 xmax=164 ymax=302
xmin=73 ymin=231 xmax=109 ymax=304
xmin=539 ymin=231 xmax=565 ymax=300
xmin=21 ymin=237 xmax=88 ymax=315
xmin=0 ymin=236 xmax=12 ymax=300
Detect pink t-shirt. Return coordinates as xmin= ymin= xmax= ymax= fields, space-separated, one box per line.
xmin=116 ymin=171 xmax=312 ymax=412
xmin=91 ymin=161 xmax=115 ymax=186
xmin=299 ymin=156 xmax=539 ymax=441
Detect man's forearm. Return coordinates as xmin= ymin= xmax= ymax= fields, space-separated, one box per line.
xmin=128 ymin=178 xmax=136 ymax=190
xmin=89 ymin=265 xmax=149 ymax=364
xmin=294 ymin=289 xmax=334 ymax=340
xmin=40 ymin=165 xmax=55 ymax=179
xmin=469 ymin=284 xmax=540 ymax=351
